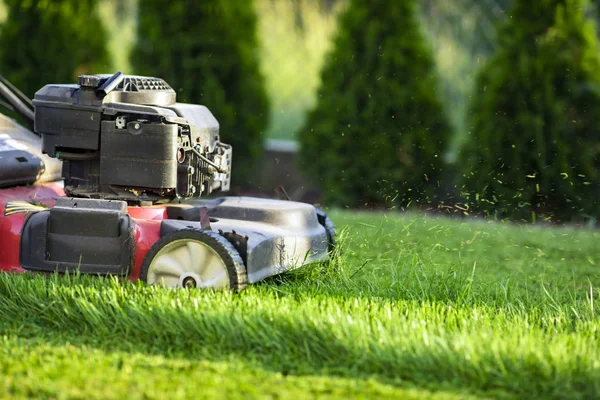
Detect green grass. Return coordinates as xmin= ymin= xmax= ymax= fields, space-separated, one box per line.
xmin=1 ymin=210 xmax=600 ymax=399
xmin=98 ymin=0 xmax=137 ymax=74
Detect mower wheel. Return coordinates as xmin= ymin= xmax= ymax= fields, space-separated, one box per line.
xmin=140 ymin=229 xmax=247 ymax=290
xmin=316 ymin=208 xmax=336 ymax=252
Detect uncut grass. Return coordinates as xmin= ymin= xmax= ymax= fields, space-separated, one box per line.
xmin=1 ymin=211 xmax=599 ymax=398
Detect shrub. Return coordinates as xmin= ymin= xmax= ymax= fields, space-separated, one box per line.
xmin=132 ymin=0 xmax=270 ymax=187
xmin=461 ymin=0 xmax=600 ymax=222
xmin=299 ymin=0 xmax=452 ymax=207
xmin=0 ymin=0 xmax=110 ymax=97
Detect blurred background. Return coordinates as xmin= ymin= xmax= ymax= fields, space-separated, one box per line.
xmin=1 ymin=0 xmax=598 ymax=223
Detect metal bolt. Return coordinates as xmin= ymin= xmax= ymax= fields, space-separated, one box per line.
xmin=115 ymin=116 xmax=126 ymax=129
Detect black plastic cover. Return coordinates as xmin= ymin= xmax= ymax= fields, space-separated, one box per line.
xmin=36 ymin=104 xmax=102 ymax=157
xmin=20 ymin=198 xmax=133 ymax=274
xmin=100 ymin=121 xmax=178 ymax=189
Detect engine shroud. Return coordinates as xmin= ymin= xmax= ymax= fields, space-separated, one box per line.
xmin=33 ymin=73 xmax=232 ymax=204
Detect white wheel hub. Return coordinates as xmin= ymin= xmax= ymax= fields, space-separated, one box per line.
xmin=146 ymin=238 xmax=230 ymax=289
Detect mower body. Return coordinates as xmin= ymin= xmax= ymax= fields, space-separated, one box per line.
xmin=0 ymin=73 xmax=334 ymax=289
xmin=0 ymin=184 xmax=329 ymax=284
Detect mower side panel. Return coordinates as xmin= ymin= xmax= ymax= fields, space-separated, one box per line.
xmin=0 ymin=205 xmax=26 ymax=273
xmin=0 ymin=184 xmax=64 ymax=272
xmin=0 ymin=189 xmax=329 ymax=286
xmin=214 ymin=219 xmax=328 ymax=283
xmin=130 ymin=218 xmax=162 ymax=281
xmin=183 ymin=197 xmax=329 ymax=283
xmin=20 ymin=198 xmax=133 ymax=275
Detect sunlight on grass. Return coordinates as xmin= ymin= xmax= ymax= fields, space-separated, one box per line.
xmin=420 ymin=0 xmax=505 ymax=161
xmin=256 ymin=0 xmax=346 ymax=140
xmin=0 ymin=1 xmax=6 ymax=24
xmin=98 ymin=0 xmax=137 ymax=73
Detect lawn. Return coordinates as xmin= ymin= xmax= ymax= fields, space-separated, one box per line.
xmin=0 ymin=210 xmax=599 ymax=399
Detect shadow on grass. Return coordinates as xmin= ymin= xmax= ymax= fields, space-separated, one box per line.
xmin=1 ymin=335 xmax=483 ymax=400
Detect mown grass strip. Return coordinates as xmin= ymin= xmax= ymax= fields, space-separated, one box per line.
xmin=0 ymin=267 xmax=598 ymax=399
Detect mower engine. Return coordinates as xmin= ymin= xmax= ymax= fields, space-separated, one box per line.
xmin=34 ymin=72 xmax=231 ymax=204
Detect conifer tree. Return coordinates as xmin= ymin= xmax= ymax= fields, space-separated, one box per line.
xmin=132 ymin=0 xmax=270 ymax=187
xmin=299 ymin=0 xmax=452 ymax=207
xmin=461 ymin=0 xmax=600 ymax=221
xmin=0 ymin=0 xmax=110 ymax=97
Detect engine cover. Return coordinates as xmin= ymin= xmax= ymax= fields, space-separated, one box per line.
xmin=33 ymin=72 xmax=232 ymax=204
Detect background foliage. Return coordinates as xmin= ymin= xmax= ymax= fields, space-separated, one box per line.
xmin=257 ymin=0 xmax=344 ymax=141
xmin=420 ymin=0 xmax=509 ymax=160
xmin=460 ymin=0 xmax=600 ymax=221
xmin=299 ymin=0 xmax=452 ymax=207
xmin=1 ymin=0 xmax=600 ymax=221
xmin=0 ymin=0 xmax=110 ymax=98
xmin=131 ymin=0 xmax=270 ymax=187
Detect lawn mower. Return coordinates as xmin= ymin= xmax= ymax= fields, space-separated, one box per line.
xmin=0 ymin=72 xmax=335 ymax=290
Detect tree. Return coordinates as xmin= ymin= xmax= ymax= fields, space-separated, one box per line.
xmin=460 ymin=0 xmax=600 ymax=222
xmin=132 ymin=0 xmax=270 ymax=187
xmin=0 ymin=0 xmax=110 ymax=98
xmin=299 ymin=0 xmax=452 ymax=207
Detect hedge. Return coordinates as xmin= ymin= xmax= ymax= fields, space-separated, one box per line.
xmin=132 ymin=0 xmax=270 ymax=188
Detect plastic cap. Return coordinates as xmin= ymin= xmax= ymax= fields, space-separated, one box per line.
xmin=78 ymin=75 xmax=100 ymax=88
